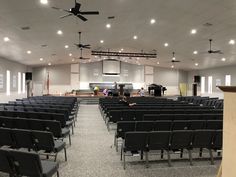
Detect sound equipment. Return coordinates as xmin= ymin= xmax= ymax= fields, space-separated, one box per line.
xmin=194 ymin=75 xmax=201 ymax=83
xmin=25 ymin=72 xmax=32 ymax=80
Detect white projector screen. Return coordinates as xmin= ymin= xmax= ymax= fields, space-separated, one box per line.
xmin=103 ymin=60 xmax=120 ymax=74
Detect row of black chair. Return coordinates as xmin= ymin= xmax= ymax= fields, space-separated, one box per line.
xmin=0 ymin=116 xmax=71 ymax=145
xmin=115 ymin=120 xmax=222 ymax=151
xmin=121 ymin=130 xmax=222 ymax=169
xmin=106 ymin=110 xmax=223 ymax=130
xmin=0 ymin=110 xmax=74 ymax=133
xmin=0 ymin=127 xmax=67 ymax=161
xmin=0 ymin=148 xmax=59 ymax=177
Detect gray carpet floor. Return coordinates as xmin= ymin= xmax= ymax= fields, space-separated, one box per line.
xmin=0 ymin=105 xmax=221 ymax=177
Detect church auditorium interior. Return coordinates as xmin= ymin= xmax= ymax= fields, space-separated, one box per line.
xmin=1 ymin=0 xmax=236 ymax=176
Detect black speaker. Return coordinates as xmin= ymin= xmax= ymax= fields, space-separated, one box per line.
xmin=25 ymin=72 xmax=32 ymax=80
xmin=194 ymin=75 xmax=201 ymax=83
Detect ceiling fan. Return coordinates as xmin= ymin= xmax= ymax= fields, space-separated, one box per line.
xmin=74 ymin=32 xmax=91 ymax=49
xmin=207 ymin=39 xmax=223 ymax=54
xmin=171 ymin=52 xmax=180 ymax=63
xmin=74 ymin=48 xmax=90 ymax=60
xmin=52 ymin=0 xmax=99 ymax=21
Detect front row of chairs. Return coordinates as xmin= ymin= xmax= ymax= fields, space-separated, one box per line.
xmin=121 ymin=130 xmax=222 ymax=169
xmin=0 ymin=128 xmax=67 ymax=162
xmin=0 ymin=148 xmax=59 ymax=177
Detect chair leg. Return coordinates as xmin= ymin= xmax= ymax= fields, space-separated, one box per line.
xmin=180 ymin=149 xmax=183 ymax=158
xmin=71 ymin=125 xmax=74 ymax=135
xmin=123 ymin=152 xmax=126 ymax=170
xmin=54 ymin=153 xmax=58 ymax=162
xmin=69 ymin=134 xmax=71 ymax=146
xmin=209 ymin=149 xmax=214 ymax=165
xmin=141 ymin=151 xmax=143 ymax=160
xmin=145 ymin=151 xmax=149 ymax=168
xmin=167 ymin=150 xmax=172 ymax=167
xmin=188 ymin=149 xmax=193 ymax=166
xmin=121 ymin=147 xmax=123 ymax=161
xmin=161 ymin=149 xmax=164 ymax=159
xmin=57 ymin=170 xmax=60 ymax=177
xmin=199 ymin=148 xmax=203 ymax=157
xmin=64 ymin=147 xmax=67 ymax=161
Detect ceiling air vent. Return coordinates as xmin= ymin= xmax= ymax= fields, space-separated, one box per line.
xmin=203 ymin=23 xmax=213 ymax=27
xmin=21 ymin=26 xmax=31 ymax=30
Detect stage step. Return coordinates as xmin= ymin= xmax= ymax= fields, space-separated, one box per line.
xmin=78 ymin=97 xmax=100 ymax=105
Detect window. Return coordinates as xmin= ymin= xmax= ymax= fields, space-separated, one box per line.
xmin=225 ymin=75 xmax=231 ymax=86
xmin=6 ymin=70 xmax=10 ymax=95
xmin=201 ymin=76 xmax=205 ymax=94
xmin=22 ymin=73 xmax=25 ymax=93
xmin=18 ymin=72 xmax=21 ymax=94
xmin=208 ymin=76 xmax=213 ymax=94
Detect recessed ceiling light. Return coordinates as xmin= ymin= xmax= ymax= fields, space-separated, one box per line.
xmin=69 ymin=53 xmax=72 ymax=56
xmin=172 ymin=57 xmax=176 ymax=61
xmin=221 ymin=58 xmax=226 ymax=61
xmin=100 ymin=40 xmax=104 ymax=44
xmin=48 ymin=62 xmax=51 ymax=66
xmin=164 ymin=43 xmax=169 ymax=47
xmin=94 ymin=56 xmax=98 ymax=58
xmin=39 ymin=58 xmax=43 ymax=61
xmin=27 ymin=50 xmax=31 ymax=54
xmin=171 ymin=65 xmax=174 ymax=68
xmin=121 ymin=48 xmax=124 ymax=51
xmin=193 ymin=51 xmax=198 ymax=54
xmin=150 ymin=19 xmax=156 ymax=24
xmin=40 ymin=0 xmax=48 ymax=4
xmin=191 ymin=29 xmax=197 ymax=34
xmin=157 ymin=62 xmax=160 ymax=64
xmin=229 ymin=39 xmax=235 ymax=45
xmin=119 ymin=50 xmax=121 ymax=53
xmin=72 ymin=59 xmax=75 ymax=62
xmin=57 ymin=30 xmax=63 ymax=35
xmin=195 ymin=63 xmax=199 ymax=66
xmin=106 ymin=24 xmax=111 ymax=29
xmin=133 ymin=35 xmax=138 ymax=40
xmin=3 ymin=37 xmax=10 ymax=42
xmin=64 ymin=45 xmax=69 ymax=49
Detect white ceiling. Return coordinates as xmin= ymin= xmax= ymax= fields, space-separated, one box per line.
xmin=1 ymin=0 xmax=236 ymax=70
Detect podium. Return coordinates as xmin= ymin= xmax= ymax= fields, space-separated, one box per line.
xmin=218 ymin=86 xmax=236 ymax=177
xmin=119 ymin=84 xmax=125 ymax=96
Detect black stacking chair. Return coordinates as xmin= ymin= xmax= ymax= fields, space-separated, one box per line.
xmin=153 ymin=121 xmax=172 ymax=131
xmin=44 ymin=120 xmax=71 ymax=145
xmin=212 ymin=130 xmax=223 ymax=157
xmin=189 ymin=120 xmax=206 ymax=130
xmin=12 ymin=129 xmax=34 ymax=150
xmin=169 ymin=130 xmax=193 ymax=165
xmin=115 ymin=121 xmax=135 ymax=152
xmin=147 ymin=131 xmax=171 ymax=167
xmin=10 ymin=150 xmax=59 ymax=177
xmin=171 ymin=120 xmax=189 ymax=130
xmin=14 ymin=118 xmax=30 ymax=129
xmin=206 ymin=120 xmax=223 ymax=130
xmin=135 ymin=121 xmax=154 ymax=132
xmin=0 ymin=128 xmax=13 ymax=147
xmin=121 ymin=132 xmax=148 ymax=169
xmin=191 ymin=130 xmax=215 ymax=165
xmin=32 ymin=130 xmax=67 ymax=161
xmin=0 ymin=149 xmax=14 ymax=176
xmin=0 ymin=117 xmax=13 ymax=128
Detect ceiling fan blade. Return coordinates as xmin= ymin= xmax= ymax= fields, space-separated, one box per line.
xmin=77 ymin=14 xmax=88 ymax=21
xmin=60 ymin=13 xmax=73 ymax=19
xmin=52 ymin=7 xmax=71 ymax=13
xmin=212 ymin=50 xmax=223 ymax=54
xmin=80 ymin=11 xmax=99 ymax=15
xmin=172 ymin=60 xmax=180 ymax=62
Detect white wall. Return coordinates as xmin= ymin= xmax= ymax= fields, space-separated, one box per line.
xmin=0 ymin=57 xmax=28 ymax=103
xmin=187 ymin=65 xmax=236 ymax=98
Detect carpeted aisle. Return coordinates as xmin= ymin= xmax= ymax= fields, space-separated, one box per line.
xmin=58 ymin=105 xmax=220 ymax=177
